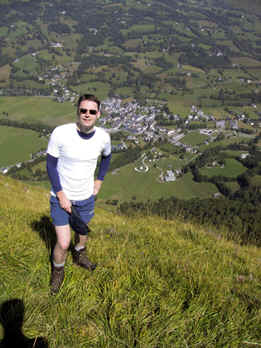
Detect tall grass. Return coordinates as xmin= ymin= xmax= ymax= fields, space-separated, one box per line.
xmin=0 ymin=174 xmax=261 ymax=347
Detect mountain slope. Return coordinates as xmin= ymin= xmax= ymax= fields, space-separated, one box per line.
xmin=0 ymin=175 xmax=261 ymax=347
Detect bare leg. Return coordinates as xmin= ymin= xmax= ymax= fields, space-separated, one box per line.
xmin=50 ymin=225 xmax=71 ymax=294
xmin=53 ymin=225 xmax=71 ymax=264
xmin=75 ymin=234 xmax=88 ymax=249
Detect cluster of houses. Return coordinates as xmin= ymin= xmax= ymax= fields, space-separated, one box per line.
xmin=162 ymin=169 xmax=183 ymax=182
xmin=101 ymin=98 xmax=256 ymax=150
xmin=132 ymin=148 xmax=183 ymax=182
xmin=102 ymin=98 xmax=188 ymax=145
xmin=101 ymin=98 xmax=158 ymax=137
xmin=37 ymin=65 xmax=77 ymax=103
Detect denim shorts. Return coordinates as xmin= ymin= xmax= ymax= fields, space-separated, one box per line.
xmin=50 ymin=195 xmax=95 ymax=227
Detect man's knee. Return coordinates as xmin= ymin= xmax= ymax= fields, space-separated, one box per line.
xmin=57 ymin=239 xmax=70 ymax=251
xmin=55 ymin=225 xmax=71 ymax=251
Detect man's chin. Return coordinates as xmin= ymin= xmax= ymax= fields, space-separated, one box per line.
xmin=78 ymin=123 xmax=94 ymax=134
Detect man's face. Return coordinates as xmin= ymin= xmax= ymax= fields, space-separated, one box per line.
xmin=77 ymin=100 xmax=100 ymax=133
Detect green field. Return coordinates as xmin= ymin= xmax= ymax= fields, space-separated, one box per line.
xmin=0 ymin=97 xmax=76 ymax=126
xmin=157 ymin=156 xmax=184 ymax=170
xmin=181 ymin=132 xmax=209 ymax=146
xmin=221 ymin=150 xmax=248 ymax=158
xmin=72 ymin=82 xmax=111 ymax=101
xmin=5 ymin=151 xmax=219 ymax=202
xmin=223 ymin=181 xmax=241 ymax=193
xmin=0 ymin=126 xmax=47 ymax=166
xmin=121 ymin=24 xmax=155 ymax=36
xmin=0 ymin=64 xmax=10 ymax=85
xmin=14 ymin=54 xmax=39 ymax=73
xmin=250 ymin=175 xmax=261 ymax=187
xmin=231 ymin=57 xmax=261 ymax=67
xmin=199 ymin=158 xmax=247 ymax=178
xmin=99 ymin=165 xmax=217 ymax=202
xmin=199 ymin=134 xmax=252 ymax=152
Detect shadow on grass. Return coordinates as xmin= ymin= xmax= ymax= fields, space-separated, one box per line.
xmin=31 ymin=215 xmax=56 ymax=254
xmin=0 ymin=299 xmax=49 ymax=348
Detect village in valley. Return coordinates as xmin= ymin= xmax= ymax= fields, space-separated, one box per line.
xmin=0 ymin=93 xmax=257 ymax=184
xmin=99 ymin=97 xmax=256 ymax=183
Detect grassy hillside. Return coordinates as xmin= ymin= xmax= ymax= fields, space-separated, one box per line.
xmin=1 ymin=175 xmax=261 ymax=347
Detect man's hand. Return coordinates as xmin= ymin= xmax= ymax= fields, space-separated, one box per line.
xmin=93 ymin=179 xmax=103 ymax=196
xmin=56 ymin=190 xmax=71 ymax=213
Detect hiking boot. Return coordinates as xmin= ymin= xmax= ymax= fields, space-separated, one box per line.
xmin=50 ymin=265 xmax=64 ymax=295
xmin=72 ymin=247 xmax=96 ymax=271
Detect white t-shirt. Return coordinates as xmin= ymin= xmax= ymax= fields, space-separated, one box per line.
xmin=47 ymin=123 xmax=111 ymax=200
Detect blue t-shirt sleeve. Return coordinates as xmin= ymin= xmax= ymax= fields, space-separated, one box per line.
xmin=97 ymin=153 xmax=111 ymax=181
xmin=46 ymin=153 xmax=62 ymax=193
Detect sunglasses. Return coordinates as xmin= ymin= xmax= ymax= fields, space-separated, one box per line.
xmin=79 ymin=108 xmax=98 ymax=115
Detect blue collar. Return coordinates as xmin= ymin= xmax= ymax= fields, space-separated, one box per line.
xmin=77 ymin=129 xmax=95 ymax=139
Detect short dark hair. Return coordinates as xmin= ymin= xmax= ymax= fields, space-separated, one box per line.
xmin=77 ymin=94 xmax=101 ymax=110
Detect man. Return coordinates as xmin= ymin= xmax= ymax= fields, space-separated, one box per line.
xmin=46 ymin=94 xmax=111 ymax=294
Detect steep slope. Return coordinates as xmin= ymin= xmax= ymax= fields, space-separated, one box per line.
xmin=0 ymin=175 xmax=261 ymax=347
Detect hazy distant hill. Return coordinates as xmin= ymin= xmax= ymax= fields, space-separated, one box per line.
xmin=228 ymin=0 xmax=261 ymax=13
xmin=1 ymin=0 xmax=261 ymax=101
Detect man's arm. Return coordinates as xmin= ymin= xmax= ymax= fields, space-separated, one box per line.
xmin=46 ymin=153 xmax=71 ymax=213
xmin=46 ymin=154 xmax=62 ymax=193
xmin=94 ymin=153 xmax=111 ymax=196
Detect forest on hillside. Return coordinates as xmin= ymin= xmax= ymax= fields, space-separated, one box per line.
xmin=119 ymin=186 xmax=261 ymax=246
